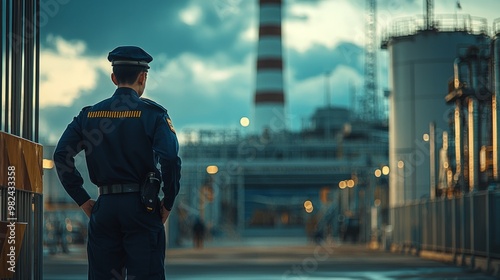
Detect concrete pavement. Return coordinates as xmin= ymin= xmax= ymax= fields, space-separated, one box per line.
xmin=43 ymin=237 xmax=500 ymax=279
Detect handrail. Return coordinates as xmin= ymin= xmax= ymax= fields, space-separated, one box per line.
xmin=382 ymin=14 xmax=489 ymax=48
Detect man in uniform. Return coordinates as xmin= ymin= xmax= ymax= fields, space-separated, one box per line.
xmin=53 ymin=46 xmax=181 ymax=279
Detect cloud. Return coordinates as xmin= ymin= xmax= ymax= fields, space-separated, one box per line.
xmin=285 ymin=0 xmax=365 ymax=52
xmin=180 ymin=5 xmax=203 ymax=25
xmin=40 ymin=35 xmax=108 ymax=107
xmin=287 ymin=42 xmax=364 ymax=82
xmin=145 ymin=52 xmax=254 ymax=131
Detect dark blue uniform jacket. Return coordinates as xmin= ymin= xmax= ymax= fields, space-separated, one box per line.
xmin=53 ymin=87 xmax=181 ymax=210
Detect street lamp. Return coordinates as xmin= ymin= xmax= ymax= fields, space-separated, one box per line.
xmin=240 ymin=117 xmax=250 ymax=127
xmin=206 ymin=165 xmax=218 ymax=175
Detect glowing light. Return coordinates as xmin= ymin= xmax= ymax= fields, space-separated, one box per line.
xmin=206 ymin=165 xmax=218 ymax=174
xmin=43 ymin=159 xmax=54 ymax=169
xmin=374 ymin=169 xmax=382 ymax=178
xmin=423 ymin=133 xmax=430 ymax=142
xmin=382 ymin=166 xmax=390 ymax=175
xmin=339 ymin=181 xmax=347 ymax=189
xmin=304 ymin=200 xmax=314 ymax=213
xmin=347 ymin=179 xmax=355 ymax=188
xmin=240 ymin=117 xmax=250 ymax=127
xmin=397 ymin=160 xmax=404 ymax=169
xmin=281 ymin=213 xmax=289 ymax=224
xmin=303 ymin=200 xmax=312 ymax=209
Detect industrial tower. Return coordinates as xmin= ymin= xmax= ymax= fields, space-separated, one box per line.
xmin=360 ymin=0 xmax=379 ymax=121
xmin=253 ymin=0 xmax=286 ymax=133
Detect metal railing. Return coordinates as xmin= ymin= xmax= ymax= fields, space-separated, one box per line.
xmin=382 ymin=14 xmax=489 ymax=48
xmin=391 ymin=189 xmax=500 ymax=262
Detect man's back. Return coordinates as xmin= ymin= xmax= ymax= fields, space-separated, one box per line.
xmin=81 ymin=87 xmax=160 ymax=185
xmin=53 ymin=46 xmax=180 ymax=279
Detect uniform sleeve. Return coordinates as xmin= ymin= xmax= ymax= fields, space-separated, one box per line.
xmin=153 ymin=113 xmax=181 ymax=211
xmin=53 ymin=111 xmax=91 ymax=206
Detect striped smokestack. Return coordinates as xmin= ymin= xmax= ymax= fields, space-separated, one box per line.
xmin=253 ymin=0 xmax=286 ymax=133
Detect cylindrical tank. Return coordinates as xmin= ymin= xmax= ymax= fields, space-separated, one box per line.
xmin=253 ymin=0 xmax=286 ymax=134
xmin=383 ymin=16 xmax=490 ymax=207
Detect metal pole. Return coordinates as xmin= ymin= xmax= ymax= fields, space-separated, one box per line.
xmin=451 ymin=196 xmax=457 ymax=260
xmin=237 ymin=170 xmax=245 ymax=235
xmin=34 ymin=194 xmax=43 ymax=279
xmin=324 ymin=71 xmax=331 ymax=139
xmin=4 ymin=0 xmax=11 ymax=133
xmin=0 ymin=0 xmax=4 ymax=132
xmin=324 ymin=71 xmax=331 ymax=108
xmin=23 ymin=0 xmax=34 ymax=140
xmin=11 ymin=0 xmax=22 ymax=136
xmin=441 ymin=197 xmax=445 ymax=252
xmin=468 ymin=98 xmax=479 ymax=191
xmin=485 ymin=191 xmax=490 ymax=272
xmin=432 ymin=200 xmax=437 ymax=251
xmin=460 ymin=194 xmax=466 ymax=265
xmin=425 ymin=0 xmax=434 ymax=30
xmin=469 ymin=194 xmax=475 ymax=267
xmin=34 ymin=0 xmax=40 ymax=142
xmin=430 ymin=122 xmax=436 ymax=199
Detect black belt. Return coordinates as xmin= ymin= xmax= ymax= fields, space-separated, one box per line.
xmin=99 ymin=183 xmax=141 ymax=195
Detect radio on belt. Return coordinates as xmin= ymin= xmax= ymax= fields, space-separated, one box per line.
xmin=141 ymin=172 xmax=161 ymax=212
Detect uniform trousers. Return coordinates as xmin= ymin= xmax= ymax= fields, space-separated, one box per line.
xmin=87 ymin=192 xmax=166 ymax=280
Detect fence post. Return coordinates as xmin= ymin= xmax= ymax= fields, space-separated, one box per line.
xmin=451 ymin=196 xmax=457 ymax=262
xmin=440 ymin=198 xmax=448 ymax=253
xmin=432 ymin=200 xmax=437 ymax=251
xmin=470 ymin=193 xmax=475 ymax=268
xmin=486 ymin=190 xmax=490 ymax=272
xmin=460 ymin=194 xmax=466 ymax=266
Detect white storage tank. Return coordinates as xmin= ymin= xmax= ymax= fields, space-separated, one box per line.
xmin=382 ymin=15 xmax=490 ymax=207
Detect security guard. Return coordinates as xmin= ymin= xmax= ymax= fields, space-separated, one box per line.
xmin=53 ymin=46 xmax=181 ymax=280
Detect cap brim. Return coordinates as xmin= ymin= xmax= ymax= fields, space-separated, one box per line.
xmin=112 ymin=60 xmax=150 ymax=69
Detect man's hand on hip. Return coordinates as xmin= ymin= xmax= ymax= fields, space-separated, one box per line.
xmin=160 ymin=200 xmax=170 ymax=224
xmin=80 ymin=199 xmax=96 ymax=218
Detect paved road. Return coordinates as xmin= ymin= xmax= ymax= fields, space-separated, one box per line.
xmin=43 ymin=238 xmax=498 ymax=280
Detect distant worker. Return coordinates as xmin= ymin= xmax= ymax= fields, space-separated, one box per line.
xmin=53 ymin=46 xmax=181 ymax=279
xmin=192 ymin=217 xmax=206 ymax=249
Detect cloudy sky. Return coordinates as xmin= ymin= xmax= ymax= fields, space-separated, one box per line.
xmin=39 ymin=0 xmax=500 ymax=145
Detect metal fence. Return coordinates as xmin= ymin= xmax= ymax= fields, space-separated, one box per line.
xmin=0 ymin=132 xmax=44 ymax=280
xmin=0 ymin=189 xmax=43 ymax=279
xmin=391 ymin=190 xmax=500 ymax=262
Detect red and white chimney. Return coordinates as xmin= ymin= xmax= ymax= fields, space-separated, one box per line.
xmin=253 ymin=0 xmax=286 ymax=133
